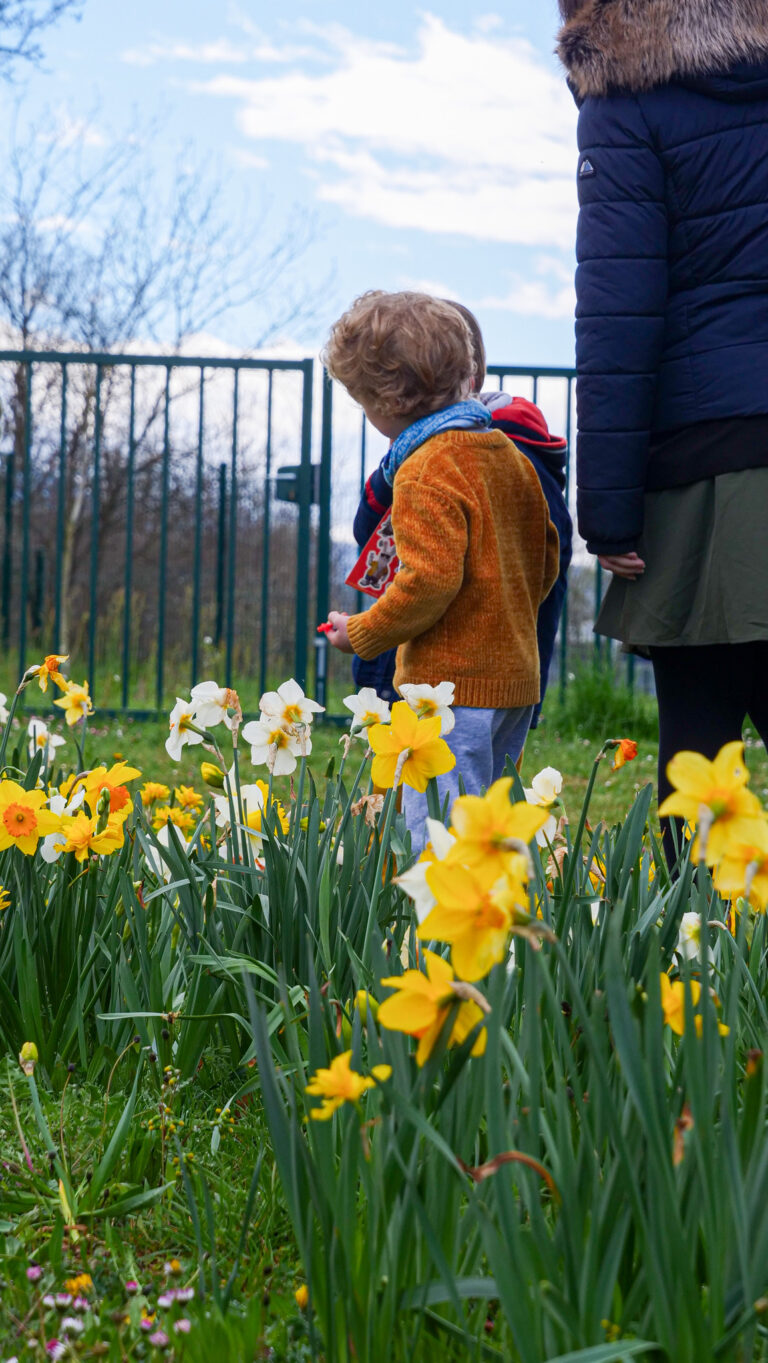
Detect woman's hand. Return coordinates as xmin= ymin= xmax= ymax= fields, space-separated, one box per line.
xmin=598 ymin=552 xmax=646 ymax=580
xmin=326 ymin=611 xmax=354 ymax=653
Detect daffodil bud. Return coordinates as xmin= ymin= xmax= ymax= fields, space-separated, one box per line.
xmin=95 ymin=785 xmax=111 ymax=833
xmin=200 ymin=761 xmax=225 ymax=789
xmin=19 ymin=1041 xmax=38 ymax=1075
xmin=354 ymin=989 xmax=379 ymax=1024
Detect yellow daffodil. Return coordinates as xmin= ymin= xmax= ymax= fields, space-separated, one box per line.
xmin=54 ymin=811 xmax=125 ymax=862
xmin=368 ymin=701 xmax=455 ymax=793
xmin=378 ymin=949 xmax=488 ymax=1065
xmin=658 ymin=741 xmax=763 ymax=864
xmin=447 ymin=778 xmax=549 ymax=881
xmin=153 ymin=805 xmax=197 ymax=834
xmin=420 ymin=860 xmax=526 ymax=981
xmin=659 ymin=973 xmax=728 ymax=1038
xmin=305 ymin=1049 xmax=391 ymax=1120
xmin=82 ymin=762 xmax=141 ymax=819
xmin=714 ymin=817 xmax=768 ymax=911
xmin=141 ymin=781 xmax=171 ymax=806
xmin=54 ymin=679 xmax=94 ymax=727
xmin=174 ymin=785 xmax=204 ymax=812
xmin=0 ymin=884 xmax=10 ymax=911
xmin=34 ymin=654 xmax=69 ymax=693
xmin=0 ymin=781 xmax=62 ymax=854
xmin=63 ymin=1273 xmax=93 ymax=1296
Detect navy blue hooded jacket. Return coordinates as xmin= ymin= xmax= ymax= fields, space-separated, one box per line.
xmin=557 ymin=0 xmax=768 ymax=556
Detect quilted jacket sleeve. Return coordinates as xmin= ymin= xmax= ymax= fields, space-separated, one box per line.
xmin=575 ymin=94 xmax=669 ymax=555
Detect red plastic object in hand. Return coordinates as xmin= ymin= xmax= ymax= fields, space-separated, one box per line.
xmin=317 ymin=622 xmax=333 ymax=634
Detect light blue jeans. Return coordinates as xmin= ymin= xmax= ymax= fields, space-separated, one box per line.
xmin=402 ymin=704 xmax=533 ymax=853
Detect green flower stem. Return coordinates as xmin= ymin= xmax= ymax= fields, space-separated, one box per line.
xmin=559 ymin=742 xmax=610 ymax=907
xmin=362 ymin=783 xmax=400 ymax=965
xmin=0 ymin=675 xmax=32 ymax=774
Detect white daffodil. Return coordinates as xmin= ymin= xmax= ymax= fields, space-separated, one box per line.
xmin=343 ymin=687 xmax=391 ymax=732
xmin=676 ymin=911 xmax=701 ymax=961
xmin=27 ymin=718 xmax=66 ymax=762
xmin=398 ymin=682 xmax=455 ymax=735
xmin=166 ymin=697 xmax=205 ymax=762
xmin=395 ymin=818 xmax=455 ymax=924
xmin=524 ymin=766 xmax=563 ymax=847
xmin=528 ymin=766 xmax=563 ymax=806
xmin=590 ymin=901 xmax=602 ymax=926
xmin=39 ymin=786 xmax=86 ymax=863
xmin=214 ymin=781 xmax=264 ymax=837
xmin=259 ymin=678 xmax=324 ymax=730
xmin=0 ymin=692 xmax=8 ymax=725
xmin=242 ymin=716 xmax=307 ymax=775
xmin=190 ymin=680 xmax=240 ymax=731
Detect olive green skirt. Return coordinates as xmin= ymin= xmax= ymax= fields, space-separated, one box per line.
xmin=595 ymin=469 xmax=768 ymax=650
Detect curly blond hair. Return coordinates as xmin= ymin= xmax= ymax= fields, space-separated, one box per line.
xmin=322 ymin=291 xmax=476 ymax=419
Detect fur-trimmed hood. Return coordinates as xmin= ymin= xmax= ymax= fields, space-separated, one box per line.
xmin=557 ymin=0 xmax=768 ymax=99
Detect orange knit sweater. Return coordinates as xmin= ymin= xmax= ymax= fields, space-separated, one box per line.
xmin=346 ymin=429 xmax=560 ymax=708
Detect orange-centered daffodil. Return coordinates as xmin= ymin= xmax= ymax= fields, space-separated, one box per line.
xmin=447 ymin=778 xmax=549 ymax=881
xmin=0 ymin=781 xmax=62 ymax=855
xmin=419 ymin=860 xmax=526 ymax=981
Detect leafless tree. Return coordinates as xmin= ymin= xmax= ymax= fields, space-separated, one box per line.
xmin=0 ymin=106 xmax=329 ymax=655
xmin=0 ymin=0 xmax=80 ymax=78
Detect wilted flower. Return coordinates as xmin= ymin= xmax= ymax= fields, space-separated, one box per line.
xmin=399 ymin=681 xmax=456 ymax=735
xmin=53 ymin=679 xmax=93 ymax=727
xmin=27 ymin=719 xmax=66 ymax=762
xmin=378 ymin=950 xmax=489 ymax=1065
xmin=343 ymin=686 xmax=391 ymax=731
xmin=368 ymin=702 xmax=455 ymax=792
xmin=305 ymin=1049 xmax=391 ymax=1120
xmin=166 ymin=698 xmax=206 ymax=761
xmin=259 ymin=678 xmax=324 ymax=729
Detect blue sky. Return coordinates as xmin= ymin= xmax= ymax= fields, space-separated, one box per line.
xmin=6 ymin=1 xmax=579 ymax=366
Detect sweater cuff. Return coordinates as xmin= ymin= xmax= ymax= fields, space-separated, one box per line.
xmin=586 ymin=538 xmax=639 ymax=557
xmin=347 ymin=610 xmax=390 ymax=661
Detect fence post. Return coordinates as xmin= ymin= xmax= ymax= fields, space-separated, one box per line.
xmin=156 ymin=366 xmax=172 ymax=711
xmin=190 ymin=368 xmax=205 ymax=691
xmin=2 ymin=451 xmax=13 ymax=650
xmin=215 ymin=462 xmax=227 ymax=649
xmin=594 ymin=560 xmax=603 ymax=663
xmin=54 ymin=364 xmax=67 ymax=653
xmin=87 ymin=364 xmax=102 ymax=698
xmin=259 ymin=371 xmax=274 ymax=699
xmin=294 ymin=361 xmax=313 ymax=690
xmin=32 ymin=550 xmax=44 ymax=634
xmin=121 ymin=366 xmax=137 ymax=711
xmin=559 ymin=376 xmax=573 ymax=705
xmin=225 ymin=369 xmax=239 ymax=689
xmin=315 ymin=370 xmax=333 ymax=708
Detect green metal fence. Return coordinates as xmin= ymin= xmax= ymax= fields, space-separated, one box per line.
xmin=0 ymin=347 xmax=643 ymax=719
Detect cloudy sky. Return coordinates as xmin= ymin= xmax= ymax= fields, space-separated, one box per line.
xmin=10 ymin=0 xmax=579 ymax=366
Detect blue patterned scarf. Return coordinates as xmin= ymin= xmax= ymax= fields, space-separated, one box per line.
xmin=380 ymin=399 xmax=492 ymax=486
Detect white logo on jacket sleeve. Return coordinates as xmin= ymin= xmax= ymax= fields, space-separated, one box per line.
xmin=578 ymin=157 xmax=596 ymax=179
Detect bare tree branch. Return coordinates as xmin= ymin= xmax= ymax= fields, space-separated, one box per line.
xmin=0 ymin=0 xmax=81 ymax=78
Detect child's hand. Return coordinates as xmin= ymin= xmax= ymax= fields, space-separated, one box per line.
xmin=326 ymin=611 xmax=353 ymax=653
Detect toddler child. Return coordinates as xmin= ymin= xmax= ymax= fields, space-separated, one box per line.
xmin=323 ymin=290 xmax=559 ymax=842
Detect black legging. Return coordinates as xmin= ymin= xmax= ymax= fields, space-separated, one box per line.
xmin=650 ymin=643 xmax=768 ymax=861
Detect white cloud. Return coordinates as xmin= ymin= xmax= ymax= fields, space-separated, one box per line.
xmin=186 ymin=13 xmax=578 ymax=250
xmin=479 ymin=257 xmax=577 ymax=319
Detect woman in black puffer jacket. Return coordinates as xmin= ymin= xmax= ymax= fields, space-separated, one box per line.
xmin=558 ymin=0 xmax=768 ymax=820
